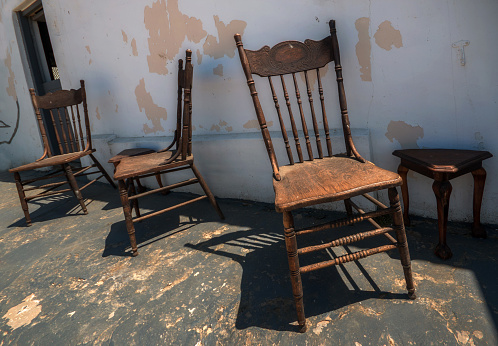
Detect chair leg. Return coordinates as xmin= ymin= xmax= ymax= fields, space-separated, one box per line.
xmin=63 ymin=164 xmax=88 ymax=214
xmin=118 ymin=179 xmax=138 ymax=256
xmin=283 ymin=211 xmax=307 ymax=332
xmin=89 ymin=153 xmax=116 ymax=188
xmin=129 ymin=179 xmax=141 ymax=218
xmin=471 ymin=167 xmax=487 ymax=238
xmin=388 ymin=187 xmax=416 ymax=300
xmin=13 ymin=172 xmax=32 ymax=226
xmin=397 ymin=165 xmax=411 ymax=227
xmin=190 ymin=163 xmax=224 ymax=220
xmin=344 ymin=198 xmax=353 ymax=218
xmin=432 ymin=180 xmax=452 ymax=260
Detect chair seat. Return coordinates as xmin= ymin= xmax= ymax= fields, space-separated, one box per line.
xmin=108 ymin=148 xmax=156 ymax=164
xmin=114 ymin=151 xmax=193 ymax=180
xmin=273 ymin=156 xmax=402 ymax=212
xmin=9 ymin=150 xmax=94 ymax=173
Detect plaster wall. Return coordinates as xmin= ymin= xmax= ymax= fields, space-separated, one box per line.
xmin=1 ymin=0 xmax=497 ymax=223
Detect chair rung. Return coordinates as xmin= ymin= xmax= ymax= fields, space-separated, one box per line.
xmin=133 ymin=195 xmax=207 ymax=222
xmin=22 ymin=169 xmax=65 ymax=184
xmin=300 ymin=244 xmax=397 ymax=274
xmin=129 ymin=178 xmax=198 ymax=200
xmin=25 ymin=188 xmax=72 ymax=201
xmin=298 ymin=227 xmax=394 ymax=255
xmin=73 ymin=164 xmax=97 ymax=176
xmin=130 ymin=165 xmax=191 ymax=180
xmin=79 ymin=174 xmax=104 ymax=190
xmin=361 ymin=193 xmax=388 ymax=209
xmin=349 ymin=199 xmax=398 ymax=244
xmin=295 ymin=207 xmax=394 ymax=236
xmin=23 ymin=180 xmax=67 ymax=191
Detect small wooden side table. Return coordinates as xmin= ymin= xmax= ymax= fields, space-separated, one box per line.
xmin=392 ymin=149 xmax=492 ymax=260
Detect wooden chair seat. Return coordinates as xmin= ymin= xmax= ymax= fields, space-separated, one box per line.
xmin=274 ymin=156 xmax=401 ymax=212
xmin=108 ymin=148 xmax=156 ymax=165
xmin=9 ymin=149 xmax=95 ymax=172
xmin=114 ymin=151 xmax=193 ymax=180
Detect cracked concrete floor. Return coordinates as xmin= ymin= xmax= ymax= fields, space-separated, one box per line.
xmin=0 ymin=170 xmax=497 ymax=345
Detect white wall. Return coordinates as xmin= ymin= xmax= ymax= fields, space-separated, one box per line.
xmin=1 ymin=0 xmax=497 ymax=223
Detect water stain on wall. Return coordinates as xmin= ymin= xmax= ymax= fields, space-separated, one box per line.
xmin=3 ymin=294 xmax=42 ymax=330
xmin=213 ymin=64 xmax=223 ymax=76
xmin=95 ymin=107 xmax=101 ymax=120
xmin=135 ymin=78 xmax=167 ymax=134
xmin=121 ymin=30 xmax=128 ymax=43
xmin=1 ymin=47 xmax=20 ymax=145
xmin=355 ymin=17 xmax=371 ymax=82
xmin=85 ymin=45 xmax=91 ymax=54
xmin=374 ymin=21 xmax=403 ymax=51
xmin=144 ymin=0 xmax=206 ymax=75
xmin=243 ymin=119 xmax=273 ymax=129
xmin=385 ymin=120 xmax=424 ymax=148
xmin=131 ymin=38 xmax=138 ymax=56
xmin=203 ymin=16 xmax=247 ymax=59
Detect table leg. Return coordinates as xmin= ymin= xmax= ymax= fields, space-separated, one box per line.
xmin=471 ymin=167 xmax=487 ymax=238
xmin=432 ymin=180 xmax=453 ymax=260
xmin=397 ymin=165 xmax=410 ymax=227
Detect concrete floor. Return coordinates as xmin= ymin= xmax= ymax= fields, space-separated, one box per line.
xmin=0 ymin=170 xmax=497 ymax=345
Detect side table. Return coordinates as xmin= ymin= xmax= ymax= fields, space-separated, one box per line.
xmin=392 ymin=149 xmax=492 ymax=260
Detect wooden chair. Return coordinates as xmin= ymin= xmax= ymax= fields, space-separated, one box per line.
xmin=9 ymin=80 xmax=116 ymax=226
xmin=113 ymin=50 xmax=224 ymax=256
xmin=235 ymin=20 xmax=416 ymax=332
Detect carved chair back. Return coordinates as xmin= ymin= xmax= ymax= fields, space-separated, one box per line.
xmin=30 ymin=80 xmax=92 ymax=158
xmin=235 ymin=20 xmax=365 ymax=180
xmin=168 ymin=49 xmax=194 ymax=161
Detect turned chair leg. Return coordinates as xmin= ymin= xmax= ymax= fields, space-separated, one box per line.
xmin=13 ymin=172 xmax=32 ymax=226
xmin=128 ymin=179 xmax=141 ymax=218
xmin=471 ymin=167 xmax=487 ymax=238
xmin=190 ymin=163 xmax=224 ymax=220
xmin=283 ymin=211 xmax=307 ymax=332
xmin=397 ymin=165 xmax=411 ymax=227
xmin=344 ymin=199 xmax=353 ymax=218
xmin=118 ymin=179 xmax=138 ymax=256
xmin=63 ymin=164 xmax=88 ymax=214
xmin=388 ymin=188 xmax=416 ymax=299
xmin=432 ymin=180 xmax=452 ymax=259
xmin=90 ymin=153 xmax=116 ymax=188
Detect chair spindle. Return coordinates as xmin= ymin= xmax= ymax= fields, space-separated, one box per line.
xmin=64 ymin=107 xmax=76 ymax=152
xmin=292 ymin=73 xmax=313 ymax=161
xmin=304 ymin=70 xmax=323 ymax=159
xmin=316 ymin=69 xmax=333 ymax=157
xmin=70 ymin=105 xmax=81 ymax=151
xmin=280 ymin=75 xmax=303 ymax=163
xmin=268 ymin=76 xmax=294 ymax=165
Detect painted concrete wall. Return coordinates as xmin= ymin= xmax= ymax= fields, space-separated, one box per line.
xmin=1 ymin=0 xmax=497 ymax=223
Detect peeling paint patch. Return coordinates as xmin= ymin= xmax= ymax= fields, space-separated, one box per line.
xmin=210 ymin=124 xmax=221 ymax=132
xmin=374 ymin=21 xmax=403 ymax=51
xmin=144 ymin=0 xmax=207 ymax=75
xmin=213 ymin=64 xmax=223 ymax=76
xmin=5 ymin=49 xmax=17 ymax=100
xmin=3 ymin=294 xmax=42 ymax=330
xmin=115 ymin=104 xmax=119 ymax=113
xmin=131 ymin=38 xmax=138 ymax=56
xmin=121 ymin=30 xmax=128 ymax=43
xmin=196 ymin=49 xmax=203 ymax=65
xmin=135 ymin=78 xmax=167 ymax=134
xmin=225 ymin=126 xmax=233 ymax=132
xmin=243 ymin=119 xmax=273 ymax=129
xmin=313 ymin=317 xmax=331 ymax=335
xmin=85 ymin=45 xmax=91 ymax=54
xmin=203 ymin=16 xmax=247 ymax=59
xmin=385 ymin=120 xmax=424 ymax=148
xmin=95 ymin=107 xmax=101 ymax=120
xmin=355 ymin=17 xmax=372 ymax=82
xmin=88 ymin=59 xmax=92 ymax=65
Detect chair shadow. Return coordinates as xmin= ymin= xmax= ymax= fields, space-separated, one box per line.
xmin=186 ymin=225 xmax=409 ymax=332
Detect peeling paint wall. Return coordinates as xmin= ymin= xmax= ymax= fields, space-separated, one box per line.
xmin=1 ymin=0 xmax=497 ymax=223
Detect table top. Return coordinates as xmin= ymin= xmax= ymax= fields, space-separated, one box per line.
xmin=392 ymin=149 xmax=492 ymax=173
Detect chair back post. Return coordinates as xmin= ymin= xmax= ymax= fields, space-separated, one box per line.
xmin=181 ymin=50 xmax=193 ymax=160
xmin=235 ymin=34 xmax=281 ymax=180
xmin=176 ymin=58 xmax=184 ymax=151
xmin=329 ymin=20 xmax=365 ymax=163
xmin=29 ymin=88 xmax=52 ymax=158
xmin=80 ymin=80 xmax=92 ymax=152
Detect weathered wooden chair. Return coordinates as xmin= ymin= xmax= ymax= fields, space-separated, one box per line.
xmin=113 ymin=50 xmax=224 ymax=256
xmin=9 ymin=80 xmax=115 ymax=226
xmin=235 ymin=20 xmax=416 ymax=332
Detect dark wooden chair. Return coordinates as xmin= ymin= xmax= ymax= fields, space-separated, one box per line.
xmin=113 ymin=50 xmax=224 ymax=256
xmin=393 ymin=148 xmax=492 ymax=259
xmin=235 ymin=20 xmax=416 ymax=332
xmin=9 ymin=80 xmax=116 ymax=226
